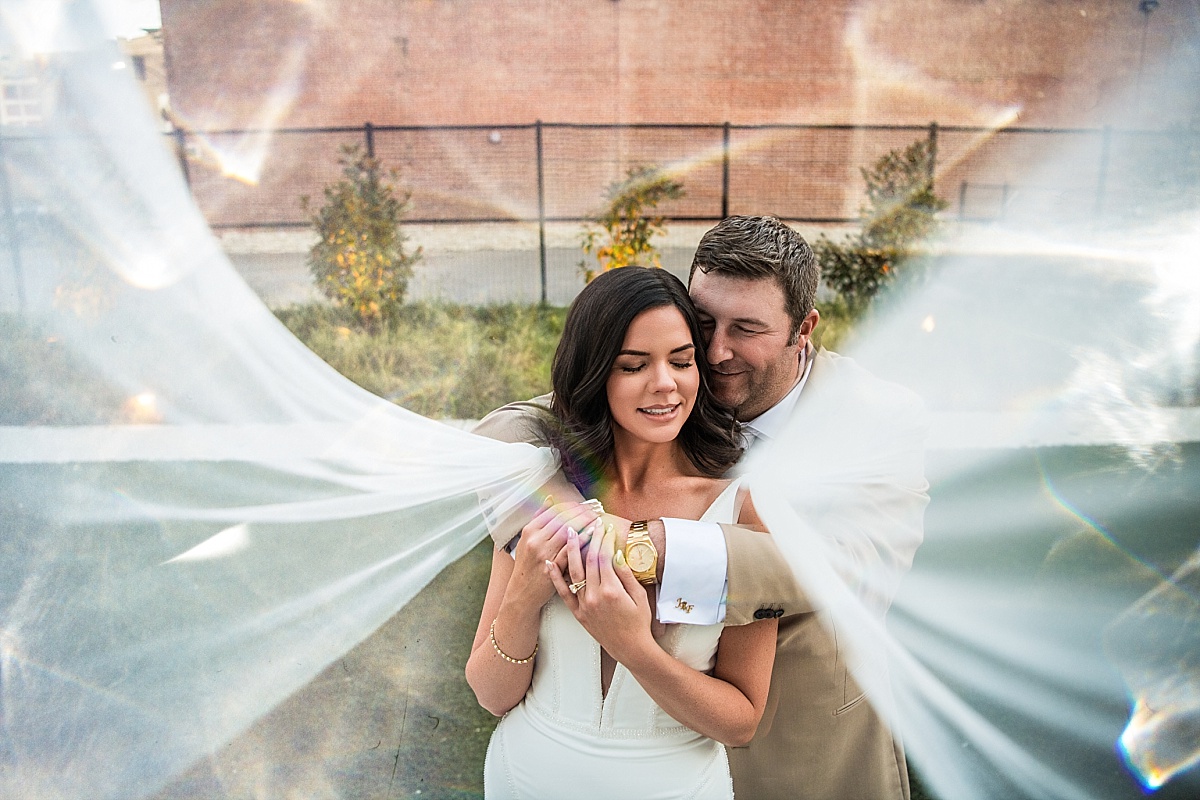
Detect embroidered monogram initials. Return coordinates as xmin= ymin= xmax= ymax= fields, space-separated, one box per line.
xmin=675 ymin=598 xmax=694 ymax=614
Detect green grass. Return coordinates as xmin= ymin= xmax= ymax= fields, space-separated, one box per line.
xmin=0 ymin=293 xmax=853 ymax=427
xmin=275 ymin=296 xmax=856 ymax=421
xmin=0 ymin=315 xmax=127 ymax=425
xmin=274 ymin=301 xmax=566 ymax=420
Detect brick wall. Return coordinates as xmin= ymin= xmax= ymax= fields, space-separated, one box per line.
xmin=158 ymin=0 xmax=1199 ymax=228
xmin=161 ymin=0 xmax=1195 ymax=130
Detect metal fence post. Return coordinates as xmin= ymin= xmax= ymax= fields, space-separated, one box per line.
xmin=168 ymin=120 xmax=1160 ymax=237
xmin=927 ymin=121 xmax=939 ymax=190
xmin=172 ymin=127 xmax=191 ymax=189
xmin=1094 ymin=125 xmax=1112 ymax=222
xmin=536 ymin=120 xmax=547 ymax=305
xmin=0 ymin=133 xmax=26 ymax=314
xmin=721 ymin=121 xmax=731 ymax=218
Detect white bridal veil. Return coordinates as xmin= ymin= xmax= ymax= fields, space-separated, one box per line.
xmin=1 ymin=3 xmax=1198 ymax=799
xmin=0 ymin=4 xmax=559 ymax=797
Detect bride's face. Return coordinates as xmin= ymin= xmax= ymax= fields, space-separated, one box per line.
xmin=606 ymin=305 xmax=700 ymax=446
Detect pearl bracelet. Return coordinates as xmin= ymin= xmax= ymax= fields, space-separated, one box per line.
xmin=489 ymin=619 xmax=537 ymax=664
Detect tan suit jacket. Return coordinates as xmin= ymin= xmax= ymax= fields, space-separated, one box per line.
xmin=472 ymin=348 xmax=929 ymax=800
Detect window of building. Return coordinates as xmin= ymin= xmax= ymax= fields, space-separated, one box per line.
xmin=1 ymin=78 xmax=41 ymax=126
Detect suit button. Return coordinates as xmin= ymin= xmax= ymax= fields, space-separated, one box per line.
xmin=753 ymin=609 xmax=766 ymax=620
xmin=773 ymin=608 xmax=785 ymax=618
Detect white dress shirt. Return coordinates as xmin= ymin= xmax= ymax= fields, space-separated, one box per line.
xmin=657 ymin=345 xmax=814 ymax=623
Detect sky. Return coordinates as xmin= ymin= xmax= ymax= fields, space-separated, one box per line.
xmin=96 ymin=0 xmax=161 ymax=39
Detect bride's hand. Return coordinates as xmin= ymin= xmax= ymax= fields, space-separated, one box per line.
xmin=596 ymin=512 xmax=631 ymax=550
xmin=510 ymin=499 xmax=600 ymax=608
xmin=546 ymin=522 xmax=653 ymax=662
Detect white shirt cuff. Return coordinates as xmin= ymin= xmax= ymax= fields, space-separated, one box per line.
xmin=657 ymin=518 xmax=728 ymax=624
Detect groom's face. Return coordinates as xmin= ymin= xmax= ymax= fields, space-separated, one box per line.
xmin=689 ymin=270 xmax=809 ymax=422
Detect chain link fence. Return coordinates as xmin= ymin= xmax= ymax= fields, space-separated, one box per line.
xmin=173 ymin=121 xmax=1200 ymax=230
xmin=2 ymin=121 xmax=1196 ymax=309
xmin=159 ymin=120 xmax=1199 ymax=304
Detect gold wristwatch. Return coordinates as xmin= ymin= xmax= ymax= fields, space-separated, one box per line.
xmin=624 ymin=520 xmax=658 ymax=585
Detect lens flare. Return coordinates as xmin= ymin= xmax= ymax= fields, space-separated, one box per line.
xmin=168 ymin=45 xmax=308 ymax=186
xmin=122 ymin=391 xmax=161 ymax=423
xmin=0 ymin=0 xmax=67 ymax=57
xmin=1109 ymin=549 xmax=1200 ymax=790
xmin=164 ymin=523 xmax=251 ymax=563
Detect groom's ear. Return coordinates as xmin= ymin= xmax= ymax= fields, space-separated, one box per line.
xmin=791 ymin=309 xmax=820 ymax=349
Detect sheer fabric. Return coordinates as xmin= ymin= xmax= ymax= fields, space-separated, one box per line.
xmin=0 ymin=4 xmax=1197 ymax=800
xmin=0 ymin=6 xmax=556 ymax=798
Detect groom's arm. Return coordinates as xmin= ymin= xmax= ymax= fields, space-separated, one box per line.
xmin=470 ymin=400 xmax=812 ymax=624
xmin=471 ymin=397 xmax=583 ymax=552
xmin=719 ymin=484 xmax=926 ymax=627
xmin=718 ymin=524 xmax=814 ymax=625
xmin=645 ymin=519 xmax=809 ymax=627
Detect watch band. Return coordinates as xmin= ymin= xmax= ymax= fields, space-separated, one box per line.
xmin=624 ymin=519 xmax=658 ymax=585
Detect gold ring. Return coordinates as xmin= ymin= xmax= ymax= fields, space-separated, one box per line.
xmin=568 ymin=579 xmax=586 ymax=595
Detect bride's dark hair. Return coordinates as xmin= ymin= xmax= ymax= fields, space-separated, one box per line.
xmin=538 ymin=267 xmax=742 ymax=495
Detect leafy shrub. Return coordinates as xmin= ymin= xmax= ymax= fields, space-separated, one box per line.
xmin=808 ymin=295 xmax=853 ymax=353
xmin=815 ymin=138 xmax=948 ymax=313
xmin=302 ymin=144 xmax=423 ymax=329
xmin=579 ymin=164 xmax=684 ymax=282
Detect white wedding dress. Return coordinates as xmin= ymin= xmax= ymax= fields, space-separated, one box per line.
xmin=484 ymin=480 xmax=743 ymax=800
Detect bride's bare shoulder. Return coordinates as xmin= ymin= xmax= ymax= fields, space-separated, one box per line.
xmin=735 ymin=484 xmax=766 ymax=531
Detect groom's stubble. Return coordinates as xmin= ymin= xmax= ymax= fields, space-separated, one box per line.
xmin=688 ymin=270 xmax=812 ymax=422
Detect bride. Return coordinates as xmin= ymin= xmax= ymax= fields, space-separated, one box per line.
xmin=465 ymin=267 xmax=779 ymax=798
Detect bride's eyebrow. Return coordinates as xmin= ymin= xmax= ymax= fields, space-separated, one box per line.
xmin=616 ymin=344 xmax=696 ymax=357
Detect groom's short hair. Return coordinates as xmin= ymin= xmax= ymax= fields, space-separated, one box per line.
xmin=689 ymin=215 xmax=820 ymax=342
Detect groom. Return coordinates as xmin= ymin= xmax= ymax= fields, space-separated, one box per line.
xmin=474 ymin=215 xmax=929 ymax=799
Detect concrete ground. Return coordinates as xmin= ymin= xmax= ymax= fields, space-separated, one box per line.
xmin=154 ymin=539 xmax=499 ymax=800
xmin=218 ymin=221 xmax=854 ymax=308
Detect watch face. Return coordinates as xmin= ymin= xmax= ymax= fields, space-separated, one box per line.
xmin=626 ymin=541 xmax=655 ymax=573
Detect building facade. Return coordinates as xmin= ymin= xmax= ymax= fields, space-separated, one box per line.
xmin=156 ymin=0 xmax=1199 ymax=229
xmin=160 ymin=0 xmax=1194 ymax=130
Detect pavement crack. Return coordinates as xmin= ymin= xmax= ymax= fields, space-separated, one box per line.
xmin=387 ymin=689 xmax=410 ymax=799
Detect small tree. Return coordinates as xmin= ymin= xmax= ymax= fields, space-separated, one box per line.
xmin=579 ymin=164 xmax=684 ymax=283
xmin=302 ymin=144 xmax=422 ymax=329
xmin=815 ymin=138 xmax=948 ymax=314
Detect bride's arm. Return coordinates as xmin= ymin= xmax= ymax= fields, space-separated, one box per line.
xmin=465 ymin=547 xmax=539 ymax=716
xmin=547 ymin=514 xmax=778 ymax=747
xmin=619 ymin=603 xmax=777 ymax=747
xmin=466 ymin=500 xmax=601 ymax=716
